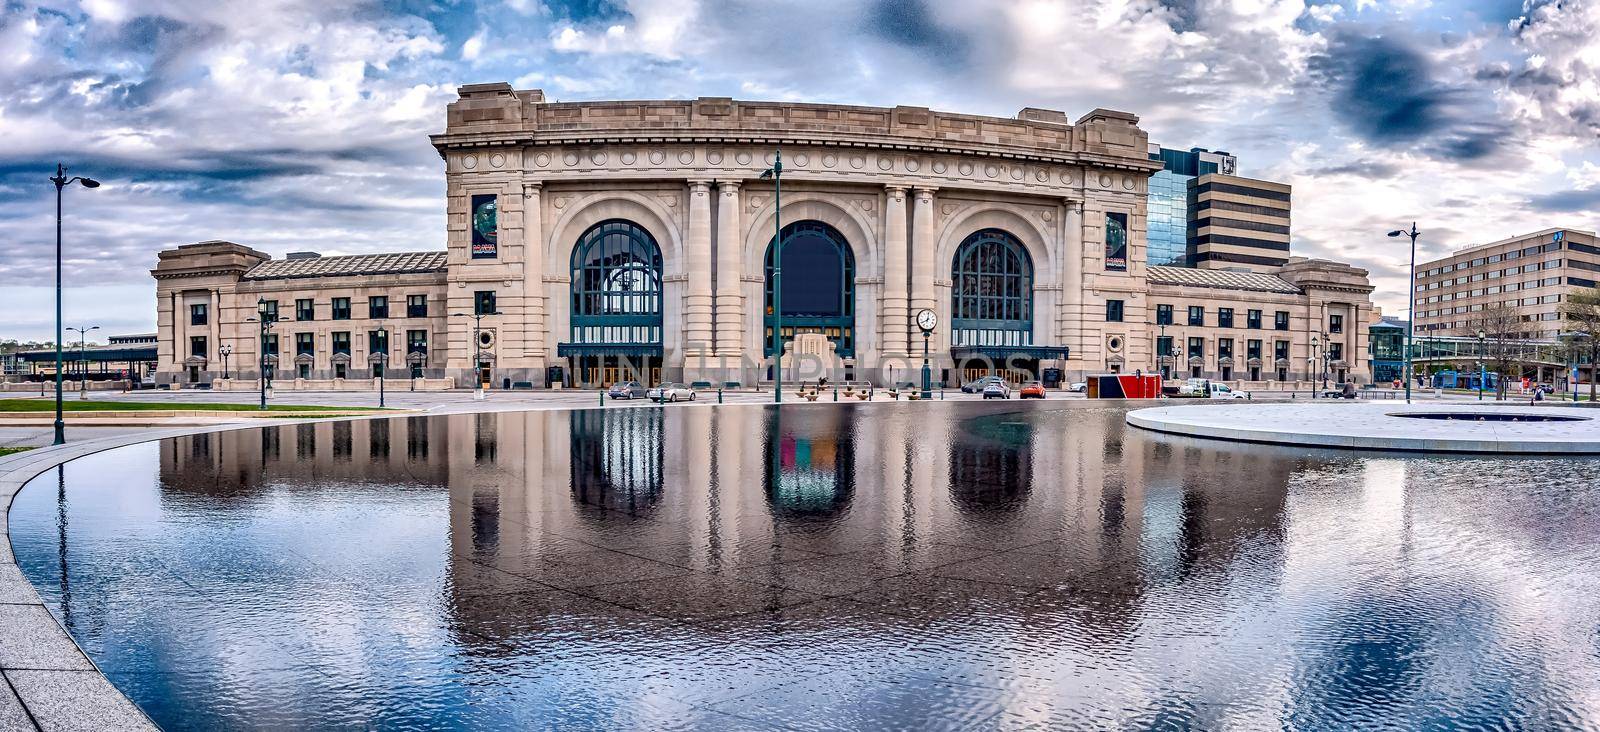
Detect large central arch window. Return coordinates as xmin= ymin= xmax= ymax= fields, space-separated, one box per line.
xmin=951 ymin=229 xmax=1033 ymax=347
xmin=765 ymin=221 xmax=856 ymax=357
xmin=570 ymin=220 xmax=663 ymax=346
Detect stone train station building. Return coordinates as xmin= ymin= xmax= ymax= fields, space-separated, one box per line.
xmin=151 ymin=83 xmax=1375 ymax=389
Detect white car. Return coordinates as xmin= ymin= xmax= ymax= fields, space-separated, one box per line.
xmin=646 ymin=383 xmax=697 ymax=402
xmin=1068 ymin=381 xmax=1087 ymax=393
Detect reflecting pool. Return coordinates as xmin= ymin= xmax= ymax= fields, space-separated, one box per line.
xmin=12 ymin=402 xmax=1600 ymax=730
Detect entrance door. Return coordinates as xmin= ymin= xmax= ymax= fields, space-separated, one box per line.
xmin=478 ymin=361 xmax=491 ymax=388
xmin=1221 ymin=365 xmax=1232 ymax=381
xmin=1250 ymin=366 xmax=1261 ymax=381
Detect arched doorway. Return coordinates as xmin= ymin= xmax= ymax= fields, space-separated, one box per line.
xmin=950 ymin=229 xmax=1046 ymax=384
xmin=561 ymin=220 xmax=664 ymax=387
xmin=764 ymin=221 xmax=856 ymax=370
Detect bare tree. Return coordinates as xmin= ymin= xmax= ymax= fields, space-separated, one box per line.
xmin=1561 ymin=287 xmax=1600 ymax=402
xmin=1471 ymin=303 xmax=1528 ymax=400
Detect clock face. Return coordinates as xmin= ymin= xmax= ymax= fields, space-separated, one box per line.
xmin=916 ymin=308 xmax=938 ymax=331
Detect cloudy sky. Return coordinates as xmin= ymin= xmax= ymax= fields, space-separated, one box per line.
xmin=2 ymin=0 xmax=1598 ymax=341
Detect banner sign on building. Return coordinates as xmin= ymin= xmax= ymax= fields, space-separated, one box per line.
xmin=1105 ymin=212 xmax=1128 ymax=272
xmin=471 ymin=194 xmax=498 ymax=259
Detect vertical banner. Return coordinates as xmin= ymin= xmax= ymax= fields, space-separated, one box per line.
xmin=1104 ymin=213 xmax=1128 ymax=272
xmin=471 ymin=194 xmax=498 ymax=259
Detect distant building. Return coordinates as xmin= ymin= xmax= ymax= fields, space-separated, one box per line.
xmin=1145 ymin=146 xmax=1235 ymax=267
xmin=1188 ymin=173 xmax=1291 ymax=272
xmin=1413 ymin=227 xmax=1598 ymax=339
xmin=1368 ymin=315 xmax=1408 ymax=384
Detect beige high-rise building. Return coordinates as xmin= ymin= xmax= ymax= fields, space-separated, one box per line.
xmin=1413 ymin=228 xmax=1598 ymax=339
xmin=150 ymin=84 xmax=1376 ymax=388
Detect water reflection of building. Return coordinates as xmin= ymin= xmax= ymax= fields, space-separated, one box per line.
xmin=570 ymin=408 xmax=664 ymax=516
xmin=763 ymin=408 xmax=855 ymax=518
xmin=158 ymin=418 xmax=451 ymax=499
xmin=947 ymin=412 xmax=1033 ymax=512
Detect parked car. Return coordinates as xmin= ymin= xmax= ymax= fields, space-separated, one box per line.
xmin=962 ymin=375 xmax=1006 ymax=393
xmin=606 ymin=381 xmax=648 ymax=400
xmin=1180 ymin=378 xmax=1246 ymax=399
xmin=982 ymin=381 xmax=1012 ymax=399
xmin=1068 ymin=381 xmax=1087 ymax=393
xmin=646 ymin=383 xmax=697 ymax=402
xmin=1019 ymin=381 xmax=1047 ymax=399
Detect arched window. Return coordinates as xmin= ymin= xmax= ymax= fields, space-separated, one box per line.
xmin=569 ymin=220 xmax=663 ymax=346
xmin=951 ymin=229 xmax=1032 ymax=347
xmin=764 ymin=221 xmax=856 ymax=357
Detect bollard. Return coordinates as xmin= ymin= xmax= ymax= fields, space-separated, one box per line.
xmin=600 ymin=390 xmax=605 ymax=407
xmin=718 ymin=387 xmax=724 ymax=404
xmin=833 ymin=385 xmax=839 ymax=401
xmin=1247 ymin=391 xmax=1252 ymax=401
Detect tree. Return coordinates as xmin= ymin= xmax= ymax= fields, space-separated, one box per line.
xmin=1471 ymin=303 xmax=1528 ymax=400
xmin=1561 ymin=287 xmax=1600 ymax=402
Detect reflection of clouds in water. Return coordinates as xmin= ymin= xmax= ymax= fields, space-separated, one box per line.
xmin=11 ymin=405 xmax=1600 ymax=729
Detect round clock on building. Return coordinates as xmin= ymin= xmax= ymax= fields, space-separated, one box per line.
xmin=916 ymin=308 xmax=938 ymax=332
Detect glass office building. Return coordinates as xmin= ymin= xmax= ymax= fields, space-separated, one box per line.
xmin=1145 ymin=146 xmax=1237 ymax=267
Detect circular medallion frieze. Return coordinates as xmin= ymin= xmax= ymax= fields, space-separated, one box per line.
xmin=590 ymin=151 xmax=607 ymax=166
xmin=678 ymin=150 xmax=694 ymax=164
xmin=650 ymin=150 xmax=666 ymax=165
xmin=707 ymin=150 xmax=723 ymax=165
xmin=877 ymin=157 xmax=893 ymax=171
xmin=461 ymin=155 xmax=478 ymax=170
xmin=736 ymin=151 xmax=752 ymax=165
xmin=1122 ymin=176 xmax=1135 ymax=190
xmin=984 ymin=164 xmax=998 ymax=178
xmin=489 ymin=153 xmax=505 ymax=168
xmin=794 ymin=153 xmax=809 ymax=167
xmin=959 ymin=162 xmax=974 ymax=176
xmin=533 ymin=152 xmax=550 ymax=168
xmin=1042 ymin=210 xmax=1054 ymax=222
xmin=563 ymin=152 xmax=579 ymax=167
xmin=1010 ymin=166 xmax=1023 ymax=181
xmin=764 ymin=152 xmax=775 ymax=166
xmin=620 ymin=151 xmax=636 ymax=165
xmin=850 ymin=155 xmax=866 ymax=169
xmin=1035 ymin=169 xmax=1048 ymax=183
xmin=906 ymin=158 xmax=920 ymax=172
xmin=822 ymin=153 xmax=837 ymax=168
xmin=1098 ymin=174 xmax=1113 ymax=188
xmin=933 ymin=160 xmax=947 ymax=174
xmin=1060 ymin=170 xmax=1074 ymax=185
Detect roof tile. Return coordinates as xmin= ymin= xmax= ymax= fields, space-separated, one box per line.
xmin=1147 ymin=265 xmax=1301 ymax=295
xmin=242 ymin=252 xmax=448 ymax=281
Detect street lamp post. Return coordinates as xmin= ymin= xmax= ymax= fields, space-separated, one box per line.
xmin=453 ymin=310 xmax=500 ymax=400
xmin=49 ymin=165 xmax=100 ymax=444
xmin=1388 ymin=223 xmax=1421 ymax=404
xmin=372 ymin=351 xmax=388 ymax=409
xmin=1310 ymin=335 xmax=1319 ymax=398
xmin=1321 ymin=331 xmax=1331 ymax=390
xmin=250 ymin=298 xmax=275 ymax=410
xmin=1156 ymin=322 xmax=1167 ymax=378
xmin=1476 ymin=328 xmax=1486 ymax=401
xmin=66 ymin=326 xmax=98 ymax=400
xmin=220 ymin=343 xmax=233 ymax=381
xmin=760 ymin=150 xmax=784 ymax=404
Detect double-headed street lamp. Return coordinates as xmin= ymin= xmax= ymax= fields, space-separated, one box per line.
xmin=220 ymin=343 xmax=234 ymax=380
xmin=1388 ymin=223 xmax=1421 ymax=404
xmin=49 ymin=165 xmax=100 ymax=444
xmin=248 ymin=298 xmax=276 ymax=410
xmin=1309 ymin=334 xmax=1320 ymax=397
xmin=66 ymin=326 xmax=98 ymax=400
xmin=759 ymin=150 xmax=785 ymax=403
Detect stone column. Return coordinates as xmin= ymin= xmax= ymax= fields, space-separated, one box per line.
xmin=714 ymin=181 xmax=744 ymax=365
xmin=685 ymin=180 xmax=715 ymax=361
xmin=1060 ymin=199 xmax=1084 ymax=359
xmin=209 ymin=289 xmax=221 ymax=377
xmin=909 ymin=187 xmax=937 ymax=348
xmin=881 ymin=185 xmax=910 ymax=359
xmin=522 ymin=182 xmax=545 ymax=360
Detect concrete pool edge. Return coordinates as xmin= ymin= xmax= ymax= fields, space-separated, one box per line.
xmin=1126 ymin=403 xmax=1600 ymax=454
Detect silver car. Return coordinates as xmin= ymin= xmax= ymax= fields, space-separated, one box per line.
xmin=981 ymin=382 xmax=1012 ymax=399
xmin=646 ymin=383 xmax=697 ymax=402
